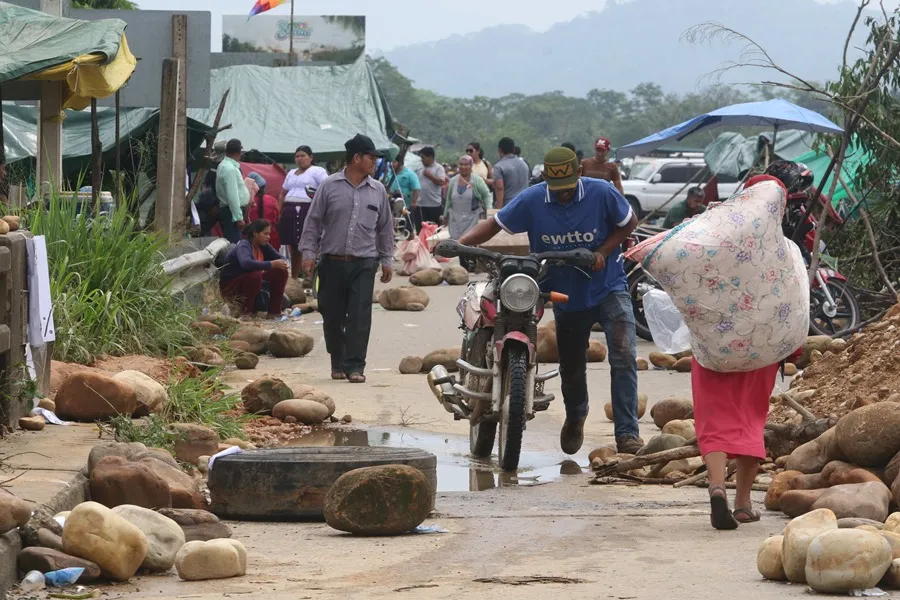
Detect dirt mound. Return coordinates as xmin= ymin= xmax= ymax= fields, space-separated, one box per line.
xmin=769 ymin=306 xmax=900 ymax=424
xmin=91 ymin=355 xmax=199 ymax=383
xmin=243 ymin=417 xmax=313 ymax=447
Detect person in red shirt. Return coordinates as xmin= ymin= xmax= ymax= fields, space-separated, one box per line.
xmin=246 ymin=172 xmax=281 ymax=251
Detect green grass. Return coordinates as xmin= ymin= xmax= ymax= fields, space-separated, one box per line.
xmin=109 ymin=368 xmax=247 ymax=452
xmin=23 ymin=191 xmax=199 ymax=364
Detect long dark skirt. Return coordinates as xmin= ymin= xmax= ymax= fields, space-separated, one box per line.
xmin=279 ymin=202 xmax=311 ymax=250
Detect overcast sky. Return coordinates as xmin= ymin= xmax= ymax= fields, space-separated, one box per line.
xmin=135 ymin=0 xmax=888 ymax=52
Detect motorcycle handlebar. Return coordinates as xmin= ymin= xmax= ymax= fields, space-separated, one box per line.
xmin=533 ymin=248 xmax=596 ymax=268
xmin=434 ymin=240 xmax=595 ymax=268
xmin=434 ymin=240 xmax=503 ymax=262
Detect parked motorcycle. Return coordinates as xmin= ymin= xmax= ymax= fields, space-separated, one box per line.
xmin=425 ymin=240 xmax=595 ymax=471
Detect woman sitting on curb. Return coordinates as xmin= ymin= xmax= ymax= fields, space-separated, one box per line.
xmin=219 ymin=220 xmax=289 ymax=317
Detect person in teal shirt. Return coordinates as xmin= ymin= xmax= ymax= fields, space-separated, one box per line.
xmin=390 ymin=158 xmax=421 ymax=208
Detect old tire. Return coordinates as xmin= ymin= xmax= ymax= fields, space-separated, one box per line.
xmin=208 ymin=447 xmax=436 ymax=521
xmin=498 ymin=346 xmax=527 ymax=472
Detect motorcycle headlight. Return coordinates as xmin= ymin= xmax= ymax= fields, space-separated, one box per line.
xmin=500 ymin=274 xmax=540 ymax=312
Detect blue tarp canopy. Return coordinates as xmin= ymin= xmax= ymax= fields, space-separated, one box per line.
xmin=617 ymin=99 xmax=844 ymax=159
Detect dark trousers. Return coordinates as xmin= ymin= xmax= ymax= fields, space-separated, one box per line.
xmin=219 ymin=204 xmax=243 ymax=243
xmin=220 ymin=268 xmax=288 ymax=316
xmin=413 ymin=206 xmax=443 ymax=231
xmin=554 ymin=290 xmax=640 ymax=439
xmin=317 ymin=256 xmax=378 ymax=375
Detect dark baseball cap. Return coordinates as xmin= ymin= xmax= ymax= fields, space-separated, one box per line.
xmin=345 ymin=133 xmax=385 ymax=158
xmin=225 ymin=139 xmax=243 ymax=154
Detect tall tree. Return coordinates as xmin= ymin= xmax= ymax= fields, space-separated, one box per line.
xmin=73 ymin=0 xmax=138 ymax=8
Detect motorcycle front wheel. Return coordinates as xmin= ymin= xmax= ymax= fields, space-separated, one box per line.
xmin=465 ymin=329 xmax=496 ymax=458
xmin=809 ymin=280 xmax=861 ymax=337
xmin=498 ymin=346 xmax=528 ymax=472
xmin=627 ymin=268 xmax=656 ymax=342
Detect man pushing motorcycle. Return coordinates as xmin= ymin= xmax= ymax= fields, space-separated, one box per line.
xmin=459 ymin=146 xmax=643 ymax=455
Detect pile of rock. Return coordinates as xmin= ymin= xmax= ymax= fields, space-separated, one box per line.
xmin=241 ymin=376 xmax=338 ymax=426
xmin=757 ymin=508 xmax=900 ymax=593
xmin=647 ymin=351 xmax=697 ymax=373
xmin=409 ymin=266 xmax=469 ymax=287
xmin=765 ymin=401 xmax=900 ymax=522
xmin=378 ymin=286 xmax=430 ymax=312
xmin=771 ymin=307 xmax=900 ymax=424
xmin=18 ymin=501 xmax=245 ymax=583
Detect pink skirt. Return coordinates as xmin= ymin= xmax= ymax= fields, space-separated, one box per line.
xmin=691 ymin=358 xmax=779 ymax=460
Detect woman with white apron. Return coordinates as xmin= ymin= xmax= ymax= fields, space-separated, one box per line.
xmin=279 ymin=145 xmax=328 ymax=278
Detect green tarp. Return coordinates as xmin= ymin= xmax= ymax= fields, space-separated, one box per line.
xmin=794 ymin=142 xmax=871 ymax=215
xmin=704 ymin=131 xmax=816 ymax=178
xmin=2 ymin=103 xmax=212 ymax=166
xmin=188 ymin=60 xmax=400 ymax=164
xmin=0 ymin=1 xmax=126 ymax=83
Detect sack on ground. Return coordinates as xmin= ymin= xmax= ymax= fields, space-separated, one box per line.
xmin=627 ymin=180 xmax=809 ymax=372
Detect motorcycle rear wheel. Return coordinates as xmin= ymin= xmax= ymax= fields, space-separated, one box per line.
xmin=809 ymin=279 xmax=861 ymax=337
xmin=498 ymin=346 xmax=528 ymax=472
xmin=627 ymin=268 xmax=656 ymax=342
xmin=465 ymin=329 xmax=496 ymax=458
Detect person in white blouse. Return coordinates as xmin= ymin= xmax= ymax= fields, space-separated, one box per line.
xmin=278 ymin=145 xmax=328 ymax=278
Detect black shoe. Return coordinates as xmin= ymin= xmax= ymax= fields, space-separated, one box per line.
xmin=560 ymin=417 xmax=586 ymax=455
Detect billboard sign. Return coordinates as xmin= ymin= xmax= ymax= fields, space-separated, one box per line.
xmin=222 ymin=15 xmax=365 ymax=65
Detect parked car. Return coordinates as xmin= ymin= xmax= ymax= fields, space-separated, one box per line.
xmin=621 ymin=157 xmax=740 ymax=219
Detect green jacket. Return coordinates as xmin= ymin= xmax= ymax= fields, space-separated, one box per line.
xmin=444 ymin=174 xmax=492 ymax=217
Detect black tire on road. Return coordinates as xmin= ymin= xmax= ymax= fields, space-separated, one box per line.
xmin=498 ymin=345 xmax=528 ymax=472
xmin=208 ymin=447 xmax=437 ymax=521
xmin=466 ymin=329 xmax=496 ymax=458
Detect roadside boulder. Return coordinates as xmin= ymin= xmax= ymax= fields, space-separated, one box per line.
xmin=191 ymin=321 xmax=222 ymax=336
xmin=399 ymin=356 xmax=424 ymax=374
xmin=758 ymin=536 xmax=787 ymax=581
xmin=157 ymin=508 xmax=232 ymax=542
xmin=272 ymin=399 xmax=330 ymax=425
xmin=324 ymin=464 xmax=434 ymax=535
xmin=112 ymin=505 xmax=185 ymax=571
xmin=836 ymin=402 xmax=900 ymax=467
xmin=137 ymin=457 xmax=203 ymax=509
xmin=17 ymin=547 xmax=101 ymax=583
xmin=781 ymin=508 xmax=838 ymax=583
xmin=410 ymin=269 xmax=443 ymax=286
xmin=173 ymin=424 xmax=220 ymax=465
xmin=2 ymin=215 xmax=20 ymax=231
xmin=291 ymin=385 xmax=335 ymax=417
xmin=838 ymin=518 xmax=884 ymax=530
xmin=422 ymin=348 xmax=460 ymax=372
xmin=636 ymin=357 xmax=649 ymax=371
xmin=811 ymin=482 xmax=892 ymax=522
xmin=442 ymin=265 xmax=469 ymax=285
xmin=662 ymin=419 xmax=695 ymax=440
xmin=230 ymin=326 xmax=271 ymax=355
xmin=284 ymin=278 xmax=307 ymax=305
xmin=55 ymin=372 xmax=139 ymax=421
xmin=789 ymin=472 xmax=827 ymax=491
xmin=887 ymin=513 xmax=900 ymax=534
xmin=786 ymin=427 xmax=842 ymax=474
xmin=780 ymin=489 xmax=828 ymax=518
xmin=36 ymin=528 xmax=64 ymax=551
xmin=650 ymin=398 xmax=694 ymax=429
xmin=90 ymin=456 xmax=171 ymax=509
xmin=234 ymin=352 xmax=259 ymax=370
xmin=62 ymin=502 xmax=148 ymax=581
xmin=88 ymin=442 xmax=148 ymax=475
xmin=406 ymin=302 xmax=426 ymax=312
xmin=0 ymin=494 xmax=33 ymax=535
xmin=268 ymin=331 xmax=314 ymax=358
xmin=588 ymin=446 xmax=617 ymax=462
xmin=884 ymin=559 xmax=900 ymax=589
xmin=18 ymin=416 xmax=45 ymax=431
xmin=885 ymin=449 xmax=900 ymax=486
xmin=241 ymin=377 xmax=293 ymax=415
xmin=636 ymin=434 xmax=686 ymax=456
xmin=805 ymin=529 xmax=892 ymax=593
xmin=649 ymin=352 xmax=677 ymax=369
xmin=604 ymin=394 xmax=648 ymax=422
xmin=766 ymin=470 xmax=803 ymax=510
xmin=536 ymin=326 xmax=559 ymax=363
xmin=112 ymin=370 xmax=168 ymax=416
xmin=378 ymin=287 xmax=430 ymax=311
xmin=175 ymin=539 xmax=247 ymax=581
xmin=587 ymin=340 xmax=607 ymax=363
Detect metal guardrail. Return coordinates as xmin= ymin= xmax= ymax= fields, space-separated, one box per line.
xmin=162 ymin=237 xmax=231 ymax=296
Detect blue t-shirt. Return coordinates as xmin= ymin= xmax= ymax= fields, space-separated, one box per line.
xmin=390 ymin=167 xmax=422 ymax=207
xmin=495 ymin=177 xmax=633 ymax=312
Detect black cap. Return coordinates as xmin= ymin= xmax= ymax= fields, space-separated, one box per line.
xmin=225 ymin=139 xmax=243 ymax=154
xmin=345 ymin=133 xmax=384 ymax=158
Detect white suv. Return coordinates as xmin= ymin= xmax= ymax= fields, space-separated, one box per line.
xmin=621 ymin=157 xmax=740 ymax=218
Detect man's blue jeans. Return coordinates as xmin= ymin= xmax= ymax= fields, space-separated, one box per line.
xmin=553 ymin=290 xmax=640 ymax=439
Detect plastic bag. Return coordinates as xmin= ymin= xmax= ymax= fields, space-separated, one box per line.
xmin=625 ymin=180 xmax=809 ymax=372
xmin=395 ymin=238 xmax=441 ymax=276
xmin=419 ymin=222 xmax=450 ymax=262
xmin=643 ymin=289 xmax=692 ymax=355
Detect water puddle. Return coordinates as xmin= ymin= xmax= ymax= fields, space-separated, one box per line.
xmin=285 ymin=426 xmax=590 ymax=492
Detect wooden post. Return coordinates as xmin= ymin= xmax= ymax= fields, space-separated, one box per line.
xmin=185 ymin=90 xmax=231 ymax=205
xmin=155 ymin=58 xmax=180 ymax=236
xmin=288 ymin=0 xmax=295 ymax=66
xmin=172 ymin=14 xmax=188 ymax=232
xmin=90 ymin=98 xmax=101 ymax=209
xmin=38 ymin=0 xmax=64 ymax=198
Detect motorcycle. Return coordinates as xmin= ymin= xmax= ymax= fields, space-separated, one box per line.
xmin=425 ymin=240 xmax=596 ymax=471
xmin=625 ymin=189 xmax=861 ymax=341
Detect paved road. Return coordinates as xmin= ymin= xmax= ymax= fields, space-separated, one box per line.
xmin=115 ymin=277 xmax=804 ymax=600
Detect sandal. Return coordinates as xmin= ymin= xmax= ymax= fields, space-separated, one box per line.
xmin=709 ymin=485 xmax=739 ymax=531
xmin=331 ymin=372 xmax=347 ymax=381
xmin=348 ymin=373 xmax=366 ymax=384
xmin=733 ymin=507 xmax=761 ymax=523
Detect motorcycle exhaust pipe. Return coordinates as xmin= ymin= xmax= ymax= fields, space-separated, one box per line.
xmin=426 ymin=365 xmax=456 ymax=403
